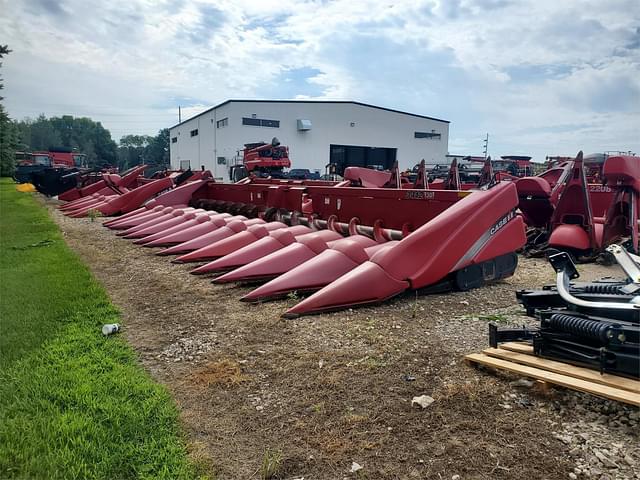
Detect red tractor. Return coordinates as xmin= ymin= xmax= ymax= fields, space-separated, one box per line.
xmin=20 ymin=148 xmax=86 ymax=168
xmin=229 ymin=137 xmax=291 ymax=182
xmin=14 ymin=147 xmax=88 ymax=196
xmin=38 ymin=149 xmax=86 ymax=168
xmin=14 ymin=148 xmax=86 ymax=182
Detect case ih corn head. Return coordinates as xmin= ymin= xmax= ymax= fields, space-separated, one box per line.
xmin=492 ymin=245 xmax=639 ymax=379
xmin=55 ymin=150 xmax=638 ymax=318
xmin=59 ymin=169 xmax=211 ymax=218
xmin=517 ymin=152 xmax=639 ymax=258
xmin=63 ymin=166 xmax=526 ymax=317
xmin=58 ymin=165 xmax=148 ymax=202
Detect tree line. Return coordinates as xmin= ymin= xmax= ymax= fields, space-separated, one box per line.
xmin=0 ymin=45 xmax=170 ymax=176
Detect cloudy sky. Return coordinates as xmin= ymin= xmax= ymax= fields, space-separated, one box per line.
xmin=1 ymin=0 xmax=639 ymax=160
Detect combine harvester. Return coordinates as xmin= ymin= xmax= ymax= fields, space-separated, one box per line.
xmin=91 ymin=164 xmax=527 ymax=317
xmin=229 ymin=137 xmax=291 ymax=182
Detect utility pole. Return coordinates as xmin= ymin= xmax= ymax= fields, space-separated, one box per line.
xmin=482 ymin=133 xmax=489 ymax=159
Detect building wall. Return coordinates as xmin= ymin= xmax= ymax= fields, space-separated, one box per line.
xmin=169 ymin=101 xmax=449 ymax=181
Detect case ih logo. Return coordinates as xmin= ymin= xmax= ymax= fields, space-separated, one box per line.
xmin=490 ymin=210 xmax=516 ymax=236
xmin=404 ymin=190 xmax=436 ymax=200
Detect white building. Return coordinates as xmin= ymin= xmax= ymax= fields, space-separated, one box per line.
xmin=169 ymin=100 xmax=450 ymax=181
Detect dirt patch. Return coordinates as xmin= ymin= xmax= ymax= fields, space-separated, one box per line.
xmin=46 ymin=198 xmax=638 ymax=480
xmin=190 ymin=359 xmax=251 ymax=387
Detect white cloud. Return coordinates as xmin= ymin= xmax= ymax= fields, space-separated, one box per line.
xmin=1 ymin=0 xmax=638 ymax=158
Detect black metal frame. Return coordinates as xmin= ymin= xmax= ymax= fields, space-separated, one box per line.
xmin=490 ymin=246 xmax=640 ymax=379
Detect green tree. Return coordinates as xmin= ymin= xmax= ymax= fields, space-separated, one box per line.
xmin=47 ymin=115 xmax=117 ymax=168
xmin=16 ymin=115 xmax=62 ymax=151
xmin=93 ymin=121 xmax=117 ymax=166
xmin=117 ymin=134 xmax=151 ymax=170
xmin=0 ymin=44 xmax=9 ymax=98
xmin=0 ymin=44 xmax=18 ymax=177
xmin=15 ymin=115 xmax=119 ymax=169
xmin=144 ymin=128 xmax=170 ymax=168
xmin=0 ymin=107 xmax=18 ymax=177
xmin=116 ymin=130 xmax=168 ymax=171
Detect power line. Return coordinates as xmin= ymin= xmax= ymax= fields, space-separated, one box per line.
xmin=10 ymin=109 xmax=176 ymax=118
xmin=7 ymin=101 xmax=189 ymax=110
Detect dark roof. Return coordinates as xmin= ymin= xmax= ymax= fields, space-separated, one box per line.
xmin=169 ymin=99 xmax=449 ymax=129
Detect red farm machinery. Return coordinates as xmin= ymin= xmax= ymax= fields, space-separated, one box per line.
xmin=14 ymin=148 xmax=90 ymax=196
xmin=60 ymin=161 xmax=525 ymax=317
xmin=54 ymin=150 xmax=638 ymax=318
xmin=229 ymin=137 xmax=291 ymax=182
xmin=516 ymin=152 xmax=639 ymax=259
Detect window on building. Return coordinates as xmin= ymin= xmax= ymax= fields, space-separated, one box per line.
xmin=216 ymin=118 xmax=228 ymax=128
xmin=414 ymin=131 xmax=441 ymax=139
xmin=242 ymin=117 xmax=261 ymax=126
xmin=242 ymin=117 xmax=280 ymax=128
xmin=190 ymin=129 xmax=199 ymax=137
xmin=217 ymin=157 xmax=227 ymax=165
xmin=171 ymin=137 xmax=177 ymax=143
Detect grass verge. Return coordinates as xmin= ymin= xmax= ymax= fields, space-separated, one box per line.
xmin=0 ymin=179 xmax=205 ymax=479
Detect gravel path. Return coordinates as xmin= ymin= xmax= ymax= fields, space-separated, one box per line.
xmin=47 ymin=198 xmax=639 ymax=480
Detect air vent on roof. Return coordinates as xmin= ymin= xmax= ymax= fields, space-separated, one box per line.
xmin=297 ymin=119 xmax=312 ymax=131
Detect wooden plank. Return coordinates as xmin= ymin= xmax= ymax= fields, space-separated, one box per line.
xmin=465 ymin=353 xmax=640 ymax=406
xmin=534 ymin=380 xmax=552 ymax=394
xmin=482 ymin=347 xmax=640 ymax=394
xmin=499 ymin=342 xmax=534 ymax=354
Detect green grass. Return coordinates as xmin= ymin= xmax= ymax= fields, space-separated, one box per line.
xmin=0 ymin=179 xmax=205 ymax=479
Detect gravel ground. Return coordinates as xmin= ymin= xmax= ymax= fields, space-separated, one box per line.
xmin=46 ymin=198 xmax=639 ymax=480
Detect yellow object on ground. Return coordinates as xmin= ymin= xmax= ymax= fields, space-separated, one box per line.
xmin=16 ymin=183 xmax=36 ymax=193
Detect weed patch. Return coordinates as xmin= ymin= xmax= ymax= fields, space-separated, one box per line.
xmin=260 ymin=449 xmax=282 ymax=480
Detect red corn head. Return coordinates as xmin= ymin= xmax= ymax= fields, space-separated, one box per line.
xmin=191 ymin=225 xmax=312 ymax=274
xmin=62 ymin=195 xmax=111 ymax=213
xmin=243 ymin=238 xmax=395 ymax=302
xmin=116 ymin=208 xmax=193 ymax=237
xmin=158 ymin=218 xmax=263 ymax=256
xmin=60 ymin=194 xmax=103 ymax=211
xmin=213 ymin=230 xmax=343 ymax=283
xmin=182 ymin=222 xmax=287 ymax=265
xmin=136 ymin=212 xmax=219 ymax=245
xmin=123 ymin=209 xmax=203 ymax=239
xmin=284 ymin=182 xmax=525 ymax=317
xmin=67 ymin=177 xmax=174 ymax=217
xmin=144 ymin=214 xmax=235 ymax=247
xmin=171 ymin=220 xmax=252 ymax=262
xmin=105 ymin=206 xmax=178 ymax=229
